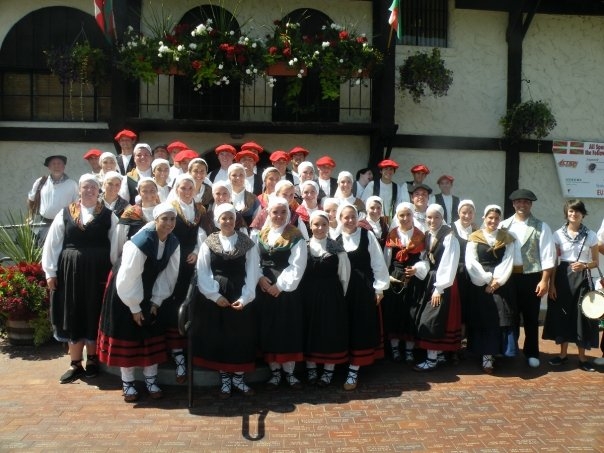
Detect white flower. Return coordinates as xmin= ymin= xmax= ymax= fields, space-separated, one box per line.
xmin=189 ymin=43 xmax=197 ymax=50
xmin=177 ymin=45 xmax=184 ymax=52
xmin=127 ymin=26 xmax=134 ymax=32
xmin=218 ymin=64 xmax=224 ymax=70
xmin=229 ymin=30 xmax=235 ymax=36
xmin=251 ymin=42 xmax=257 ymax=48
xmin=246 ymin=69 xmax=251 ymax=74
xmin=322 ymin=41 xmax=330 ymax=49
xmin=299 ymin=68 xmax=305 ymax=75
xmin=357 ymin=68 xmax=363 ymax=74
xmin=253 ymin=68 xmax=258 ymax=74
xmin=174 ymin=56 xmax=180 ymax=61
xmin=322 ymin=25 xmax=326 ymax=30
xmin=339 ymin=59 xmax=344 ymax=63
xmin=314 ymin=50 xmax=320 ymax=56
xmin=355 ymin=79 xmax=361 ymax=85
xmin=206 ymin=18 xmax=213 ymax=25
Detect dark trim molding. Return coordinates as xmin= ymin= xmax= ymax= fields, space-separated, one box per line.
xmin=0 ymin=127 xmax=112 ymax=142
xmin=456 ymin=0 xmax=604 ymax=16
xmin=391 ymin=134 xmax=552 ymax=154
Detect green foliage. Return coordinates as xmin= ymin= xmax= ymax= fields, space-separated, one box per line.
xmin=500 ymin=100 xmax=557 ymax=141
xmin=45 ymin=41 xmax=109 ymax=87
xmin=398 ymin=48 xmax=453 ymax=103
xmin=0 ymin=212 xmax=42 ymax=264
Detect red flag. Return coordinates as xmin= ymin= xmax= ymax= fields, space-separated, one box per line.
xmin=388 ymin=0 xmax=403 ymax=40
xmin=94 ymin=0 xmax=116 ymax=43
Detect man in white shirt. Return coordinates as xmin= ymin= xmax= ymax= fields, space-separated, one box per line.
xmin=27 ymin=155 xmax=79 ymax=245
xmin=315 ymin=156 xmax=338 ymax=198
xmin=209 ymin=144 xmax=236 ymax=184
xmin=499 ymin=189 xmax=556 ymax=368
xmin=114 ymin=129 xmax=137 ymax=175
xmin=119 ymin=143 xmax=153 ymax=204
xmin=434 ymin=175 xmax=460 ymax=225
xmin=361 ymin=159 xmax=407 ymax=221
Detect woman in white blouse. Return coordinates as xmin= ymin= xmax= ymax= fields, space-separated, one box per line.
xmin=295 ymin=179 xmax=320 ymax=235
xmin=413 ymin=204 xmax=460 ymax=371
xmin=227 ymin=163 xmax=260 ymax=228
xmin=333 ymin=171 xmax=365 ymax=216
xmin=544 ymin=199 xmax=600 ymax=372
xmin=465 ymin=205 xmax=516 ymax=373
xmin=336 ymin=203 xmax=390 ymax=390
xmin=192 ymin=203 xmax=260 ymax=398
xmin=166 ymin=174 xmax=211 ymax=384
xmin=303 ymin=210 xmax=351 ymax=387
xmin=97 ymin=203 xmax=180 ymax=402
xmin=256 ymin=197 xmax=308 ymax=390
xmin=100 ymin=171 xmax=130 ymax=218
xmin=151 ymin=159 xmax=171 ymax=203
xmin=321 ymin=197 xmax=341 ymax=239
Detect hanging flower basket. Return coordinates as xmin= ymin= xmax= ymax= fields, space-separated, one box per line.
xmin=154 ymin=65 xmax=186 ymax=76
xmin=266 ymin=61 xmax=307 ymax=77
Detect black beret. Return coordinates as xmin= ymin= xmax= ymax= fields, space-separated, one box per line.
xmin=508 ymin=189 xmax=537 ymax=201
xmin=44 ymin=155 xmax=67 ymax=167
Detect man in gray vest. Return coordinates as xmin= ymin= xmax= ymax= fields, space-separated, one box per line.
xmin=500 ymin=189 xmax=556 ymax=368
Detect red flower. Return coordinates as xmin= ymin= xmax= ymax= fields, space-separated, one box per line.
xmin=282 ymin=47 xmax=292 ymax=58
xmin=269 ymin=46 xmax=278 ymax=55
xmin=191 ymin=60 xmax=202 ymax=70
xmin=356 ymin=36 xmax=367 ymax=44
xmin=339 ymin=30 xmax=349 ymax=40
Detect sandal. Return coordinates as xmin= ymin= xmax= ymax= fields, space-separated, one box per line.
xmin=437 ymin=352 xmax=446 ymax=364
xmin=265 ymin=369 xmax=281 ymax=390
xmin=85 ymin=354 xmax=99 ymax=378
xmin=413 ymin=358 xmax=437 ymax=372
xmin=317 ymin=369 xmax=334 ymax=388
xmin=219 ymin=372 xmax=232 ymax=399
xmin=122 ymin=381 xmax=139 ymax=403
xmin=482 ymin=355 xmax=494 ymax=374
xmin=172 ymin=352 xmax=187 ymax=384
xmin=144 ymin=375 xmax=163 ymax=399
xmin=285 ymin=372 xmax=303 ymax=390
xmin=307 ymin=367 xmax=318 ymax=385
xmin=391 ymin=346 xmax=402 ymax=363
xmin=343 ymin=367 xmax=358 ymax=391
xmin=232 ymin=373 xmax=255 ymax=396
xmin=405 ymin=349 xmax=415 ymax=364
xmin=60 ymin=360 xmax=85 ymax=384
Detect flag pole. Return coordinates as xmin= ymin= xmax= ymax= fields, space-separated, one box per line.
xmin=387 ymin=27 xmax=395 ymax=52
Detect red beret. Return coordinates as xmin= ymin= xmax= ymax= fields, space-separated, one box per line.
xmin=289 ymin=146 xmax=309 ymax=157
xmin=437 ymin=174 xmax=454 ymax=184
xmin=215 ymin=144 xmax=237 ymax=155
xmin=240 ymin=141 xmax=264 ymax=154
xmin=114 ymin=129 xmax=137 ymax=141
xmin=83 ymin=149 xmax=102 ymax=160
xmin=173 ymin=149 xmax=199 ymax=162
xmin=235 ymin=150 xmax=259 ymax=164
xmin=167 ymin=141 xmax=188 ymax=153
xmin=269 ymin=150 xmax=290 ymax=163
xmin=377 ymin=159 xmax=399 ymax=169
xmin=315 ymin=156 xmax=336 ymax=168
xmin=411 ymin=164 xmax=430 ymax=174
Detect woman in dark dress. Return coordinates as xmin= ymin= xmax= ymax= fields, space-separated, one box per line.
xmin=303 ymin=210 xmax=351 ymax=387
xmin=100 ymin=171 xmax=130 ymax=218
xmin=167 ymin=174 xmax=211 ymax=383
xmin=383 ymin=202 xmax=426 ymax=364
xmin=97 ymin=203 xmax=180 ymax=402
xmin=465 ymin=204 xmax=517 ymax=373
xmin=544 ymin=199 xmax=600 ymax=372
xmin=42 ymin=173 xmax=117 ymax=383
xmin=413 ymin=204 xmax=461 ymax=371
xmin=192 ymin=203 xmax=260 ymax=398
xmin=111 ymin=177 xmax=159 ymax=263
xmin=451 ymin=199 xmax=479 ymax=359
xmin=256 ymin=197 xmax=308 ymax=389
xmin=336 ymin=203 xmax=390 ymax=390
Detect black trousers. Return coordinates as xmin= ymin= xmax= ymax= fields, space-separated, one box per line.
xmin=511 ymin=272 xmax=543 ymax=358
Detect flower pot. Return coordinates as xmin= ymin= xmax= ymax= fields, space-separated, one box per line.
xmin=6 ymin=317 xmax=35 ymax=346
xmin=154 ymin=66 xmax=185 ymax=76
xmin=266 ymin=61 xmax=307 ymax=77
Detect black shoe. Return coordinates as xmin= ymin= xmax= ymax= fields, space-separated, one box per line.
xmin=548 ymin=356 xmax=568 ymax=366
xmin=578 ymin=360 xmax=596 ymax=372
xmin=60 ymin=361 xmax=85 ymax=384
xmin=85 ymin=355 xmax=99 ymax=378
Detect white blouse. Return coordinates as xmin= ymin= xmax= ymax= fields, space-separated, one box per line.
xmin=259 ymin=224 xmax=308 ymax=293
xmin=309 ymin=236 xmax=351 ymax=294
xmin=416 ymin=228 xmax=460 ymax=296
xmin=553 ymin=228 xmax=598 ymax=263
xmin=453 ymin=220 xmax=474 ymax=240
xmin=465 ymin=229 xmax=516 ymax=287
xmin=110 ymin=206 xmax=155 ymax=264
xmin=42 ymin=207 xmax=119 ymax=279
xmin=340 ymin=228 xmax=390 ymax=294
xmin=116 ymin=238 xmax=180 ymax=313
xmin=196 ymin=233 xmax=260 ymax=306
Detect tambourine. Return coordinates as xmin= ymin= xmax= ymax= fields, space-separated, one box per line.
xmin=580 ymin=290 xmax=604 ymax=320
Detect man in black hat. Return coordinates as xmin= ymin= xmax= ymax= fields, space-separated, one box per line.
xmin=27 ymin=155 xmax=78 ymax=245
xmin=500 ymin=189 xmax=556 ymax=368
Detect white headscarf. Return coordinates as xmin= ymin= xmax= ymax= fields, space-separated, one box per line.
xmin=102 ymin=170 xmax=123 ymax=183
xmin=213 ymin=203 xmax=237 ymax=228
xmin=266 ymin=196 xmax=291 ymax=226
xmin=79 ymin=173 xmax=100 ymax=188
xmin=457 ymin=199 xmax=475 ymax=213
xmin=151 ymin=158 xmax=170 ymax=172
xmin=152 ymin=202 xmax=176 ymax=219
xmin=482 ymin=204 xmax=502 ymax=218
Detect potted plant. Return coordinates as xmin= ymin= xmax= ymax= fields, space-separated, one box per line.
xmin=499 ymin=100 xmax=557 ymax=142
xmin=398 ymin=48 xmax=453 ymax=103
xmin=45 ymin=40 xmax=109 ymax=120
xmin=0 ymin=213 xmax=51 ymax=346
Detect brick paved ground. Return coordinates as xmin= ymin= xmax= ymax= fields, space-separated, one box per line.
xmin=0 ymin=329 xmax=602 ymax=452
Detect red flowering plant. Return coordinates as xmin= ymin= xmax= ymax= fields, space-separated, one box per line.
xmin=0 ymin=262 xmax=48 ymax=321
xmin=263 ymin=19 xmax=312 ymax=79
xmin=308 ymin=22 xmax=383 ymax=100
xmin=184 ymin=18 xmax=266 ymax=90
